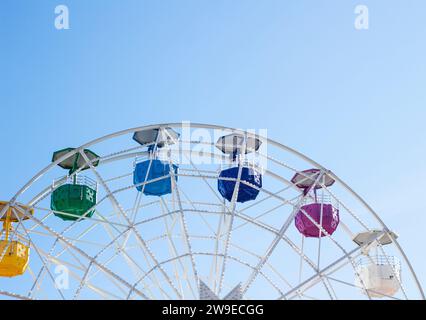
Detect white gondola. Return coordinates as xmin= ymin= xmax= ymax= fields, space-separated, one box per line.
xmin=355 ymin=255 xmax=401 ymax=298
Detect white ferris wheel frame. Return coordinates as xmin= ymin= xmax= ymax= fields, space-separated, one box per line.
xmin=1 ymin=122 xmax=424 ymax=300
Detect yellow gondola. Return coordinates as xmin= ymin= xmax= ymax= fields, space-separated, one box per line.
xmin=0 ymin=202 xmax=33 ymax=277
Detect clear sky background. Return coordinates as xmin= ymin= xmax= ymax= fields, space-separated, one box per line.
xmin=1 ymin=0 xmax=425 ymax=290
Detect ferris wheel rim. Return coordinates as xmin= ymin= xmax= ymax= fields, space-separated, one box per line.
xmin=4 ymin=122 xmax=425 ymax=300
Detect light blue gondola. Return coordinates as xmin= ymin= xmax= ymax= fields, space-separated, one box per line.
xmin=132 ymin=127 xmax=180 ymax=197
xmin=133 ymin=159 xmax=178 ymax=196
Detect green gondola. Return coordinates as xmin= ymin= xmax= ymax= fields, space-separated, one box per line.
xmin=50 ymin=148 xmax=99 ymax=221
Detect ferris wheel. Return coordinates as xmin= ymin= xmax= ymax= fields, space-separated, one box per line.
xmin=0 ymin=122 xmax=424 ymax=300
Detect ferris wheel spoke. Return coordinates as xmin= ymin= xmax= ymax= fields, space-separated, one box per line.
xmin=29 ymin=206 xmax=128 ymax=231
xmin=159 ymin=132 xmax=201 ymax=298
xmin=13 ymin=214 xmax=67 ymax=299
xmin=207 ymin=251 xmax=285 ymax=297
xmin=130 ymin=251 xmax=284 ymax=298
xmin=37 ymin=219 xmax=99 ymax=270
xmin=128 ymin=129 xmax=166 ymax=224
xmin=217 ymin=159 xmax=245 ymax=296
xmin=70 ymin=218 xmax=163 ymax=299
xmin=176 ymin=146 xmax=252 ymax=229
xmin=73 ymin=263 xmax=101 ymax=299
xmin=176 ymin=143 xmax=235 ymax=240
xmin=316 ymin=187 xmax=325 ymax=269
xmin=80 ymin=149 xmax=182 ymax=299
xmin=298 ymin=234 xmax=304 ymax=285
xmin=325 ymin=276 xmax=401 ymax=300
xmin=375 ymin=243 xmax=408 ymax=299
xmin=240 ymin=199 xmax=305 ymax=295
xmin=23 ymin=205 xmax=130 ymax=298
xmin=160 ymin=201 xmax=186 ymax=299
xmin=287 ymin=272 xmax=338 ymax=300
xmin=24 ymin=264 xmax=47 ymax=299
xmin=39 ymin=233 xmax=90 ymax=273
xmin=123 ymin=138 xmax=159 ymax=232
xmin=279 ymin=232 xmax=388 ymax=300
xmin=11 ymin=207 xmax=75 ymax=297
xmin=238 ymin=186 xmax=292 ymax=212
xmin=68 ymin=262 xmax=129 ymax=299
xmin=298 ymin=210 xmax=370 ymax=298
xmin=285 ymin=260 xmax=355 ymax=299
xmin=295 ymin=202 xmax=379 ymax=299
xmin=27 ymin=175 xmax=67 ymax=208
xmin=73 ymin=238 xmax=158 ymax=299
xmin=97 ymin=220 xmax=168 ymax=300
xmin=27 ymin=211 xmax=150 ymax=299
xmin=99 ymin=144 xmax=148 ymax=165
xmin=30 ymin=229 xmax=129 ymax=300
xmin=177 ymin=188 xmax=217 ymax=236
xmin=234 ymin=166 xmax=316 ymax=216
xmin=79 ymin=245 xmax=158 ymax=299
xmin=170 ymin=172 xmax=199 ymax=297
xmin=0 ymin=291 xmax=32 ymax=300
xmin=35 ymin=245 xmax=126 ymax=300
xmin=312 ymin=192 xmax=339 ymax=300
xmin=71 ymin=229 xmax=152 ymax=299
xmin=209 ymin=201 xmax=225 ymax=293
xmin=29 ymin=267 xmax=50 ymax=299
xmin=232 ymin=209 xmax=335 ymax=298
xmin=324 ymin=186 xmax=369 ymax=231
xmin=171 ymin=166 xmax=306 ymax=286
xmin=126 ymin=251 xmax=188 ymax=299
xmin=26 ymin=209 xmax=54 ymax=231
xmin=160 ymin=198 xmax=198 ymax=298
xmin=29 ymin=250 xmax=57 ymax=298
xmin=235 ymin=210 xmax=321 ymax=268
xmin=172 ymin=154 xmax=246 ymax=295
xmin=230 ymin=192 xmax=300 ymax=234
xmin=241 ymin=171 xmax=327 ymax=296
xmin=40 ymin=246 xmax=87 ymax=273
xmin=129 ymin=191 xmax=143 ymax=224
xmin=97 ymin=223 xmax=145 ymax=282
xmin=228 ymin=240 xmax=297 ymax=296
xmin=266 ymin=261 xmax=304 ymax=299
xmin=135 ymin=235 xmax=176 ymax=299
xmin=388 ymin=231 xmax=425 ymax=299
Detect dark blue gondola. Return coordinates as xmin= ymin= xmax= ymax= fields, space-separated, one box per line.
xmin=216 ymin=133 xmax=263 ymax=203
xmin=218 ymin=166 xmax=262 ymax=203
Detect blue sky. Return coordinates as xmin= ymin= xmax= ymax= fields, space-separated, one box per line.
xmin=1 ymin=0 xmax=425 ymax=293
